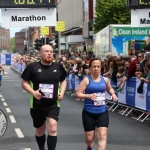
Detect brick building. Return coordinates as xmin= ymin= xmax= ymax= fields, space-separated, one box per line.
xmin=0 ymin=27 xmax=10 ymax=52
xmin=15 ymin=28 xmax=26 ymax=53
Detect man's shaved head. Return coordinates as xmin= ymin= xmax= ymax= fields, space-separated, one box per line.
xmin=40 ymin=44 xmax=54 ymax=65
xmin=40 ymin=45 xmax=53 ymax=51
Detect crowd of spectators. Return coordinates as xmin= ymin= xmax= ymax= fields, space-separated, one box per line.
xmin=12 ymin=45 xmax=150 ymax=87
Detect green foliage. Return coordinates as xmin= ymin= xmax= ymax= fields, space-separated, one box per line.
xmin=10 ymin=37 xmax=16 ymax=53
xmin=93 ymin=0 xmax=131 ymax=33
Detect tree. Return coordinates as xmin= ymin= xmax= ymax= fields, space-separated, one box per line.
xmin=93 ymin=0 xmax=131 ymax=33
xmin=10 ymin=37 xmax=16 ymax=53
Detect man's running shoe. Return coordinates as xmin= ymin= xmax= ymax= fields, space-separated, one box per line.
xmin=87 ymin=146 xmax=93 ymax=150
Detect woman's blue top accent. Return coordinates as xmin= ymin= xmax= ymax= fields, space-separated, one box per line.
xmin=84 ymin=75 xmax=107 ymax=114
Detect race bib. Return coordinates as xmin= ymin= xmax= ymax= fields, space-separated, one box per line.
xmin=94 ymin=92 xmax=106 ymax=106
xmin=39 ymin=84 xmax=54 ymax=99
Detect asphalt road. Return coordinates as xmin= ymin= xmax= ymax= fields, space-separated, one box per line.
xmin=0 ymin=66 xmax=150 ymax=150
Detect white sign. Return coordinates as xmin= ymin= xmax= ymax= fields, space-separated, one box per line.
xmin=131 ymin=9 xmax=150 ymax=27
xmin=0 ymin=109 xmax=7 ymax=138
xmin=1 ymin=8 xmax=56 ymax=28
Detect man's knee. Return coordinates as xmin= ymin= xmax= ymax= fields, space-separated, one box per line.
xmin=36 ymin=122 xmax=46 ymax=136
xmin=47 ymin=118 xmax=58 ymax=135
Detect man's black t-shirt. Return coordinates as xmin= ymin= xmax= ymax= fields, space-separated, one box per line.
xmin=21 ymin=61 xmax=67 ymax=109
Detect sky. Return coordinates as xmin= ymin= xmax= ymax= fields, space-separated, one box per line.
xmin=0 ymin=10 xmax=23 ymax=38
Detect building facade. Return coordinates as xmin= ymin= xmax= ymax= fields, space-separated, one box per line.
xmin=0 ymin=27 xmax=10 ymax=53
xmin=58 ymin=0 xmax=94 ymax=52
xmin=15 ymin=29 xmax=26 ymax=53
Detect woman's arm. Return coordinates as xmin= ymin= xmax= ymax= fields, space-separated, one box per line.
xmin=76 ymin=77 xmax=96 ymax=101
xmin=104 ymin=77 xmax=118 ymax=102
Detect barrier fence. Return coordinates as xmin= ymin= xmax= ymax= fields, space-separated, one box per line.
xmin=0 ymin=54 xmax=16 ymax=65
xmin=13 ymin=62 xmax=150 ymax=122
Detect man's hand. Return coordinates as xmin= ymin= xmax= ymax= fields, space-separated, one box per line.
xmin=33 ymin=89 xmax=43 ymax=100
xmin=57 ymin=93 xmax=64 ymax=101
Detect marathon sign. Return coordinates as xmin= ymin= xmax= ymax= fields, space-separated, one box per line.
xmin=1 ymin=8 xmax=56 ymax=27
xmin=11 ymin=15 xmax=46 ymax=22
xmin=131 ymin=9 xmax=150 ymax=27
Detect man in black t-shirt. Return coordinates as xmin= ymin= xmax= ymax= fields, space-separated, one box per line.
xmin=21 ymin=45 xmax=67 ymax=150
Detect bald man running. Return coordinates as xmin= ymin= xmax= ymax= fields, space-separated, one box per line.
xmin=21 ymin=45 xmax=67 ymax=150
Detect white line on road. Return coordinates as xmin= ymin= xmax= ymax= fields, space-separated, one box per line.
xmin=1 ymin=98 xmax=5 ymax=101
xmin=4 ymin=72 xmax=8 ymax=74
xmin=22 ymin=90 xmax=26 ymax=92
xmin=9 ymin=115 xmax=16 ymax=123
xmin=24 ymin=149 xmax=31 ymax=150
xmin=0 ymin=95 xmax=3 ymax=97
xmin=3 ymin=102 xmax=8 ymax=106
xmin=15 ymin=128 xmax=24 ymax=138
xmin=6 ymin=108 xmax=11 ymax=113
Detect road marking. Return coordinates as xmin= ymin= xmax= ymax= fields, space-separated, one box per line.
xmin=3 ymin=102 xmax=8 ymax=106
xmin=24 ymin=149 xmax=31 ymax=150
xmin=1 ymin=98 xmax=5 ymax=101
xmin=15 ymin=128 xmax=24 ymax=138
xmin=6 ymin=108 xmax=11 ymax=113
xmin=22 ymin=90 xmax=26 ymax=92
xmin=4 ymin=72 xmax=8 ymax=74
xmin=0 ymin=94 xmax=3 ymax=97
xmin=9 ymin=115 xmax=16 ymax=123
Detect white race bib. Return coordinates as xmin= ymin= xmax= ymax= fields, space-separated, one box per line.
xmin=39 ymin=84 xmax=54 ymax=99
xmin=94 ymin=92 xmax=106 ymax=106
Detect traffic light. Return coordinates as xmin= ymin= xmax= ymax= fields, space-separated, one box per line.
xmin=46 ymin=37 xmax=54 ymax=46
xmin=54 ymin=33 xmax=58 ymax=49
xmin=34 ymin=38 xmax=44 ymax=50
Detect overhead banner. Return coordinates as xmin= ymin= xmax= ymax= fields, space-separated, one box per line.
xmin=1 ymin=8 xmax=56 ymax=28
xmin=131 ymin=9 xmax=150 ymax=27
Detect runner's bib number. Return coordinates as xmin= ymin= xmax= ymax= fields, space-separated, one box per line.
xmin=94 ymin=92 xmax=106 ymax=106
xmin=39 ymin=84 xmax=54 ymax=99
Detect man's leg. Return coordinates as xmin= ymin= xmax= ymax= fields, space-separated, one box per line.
xmin=46 ymin=117 xmax=58 ymax=150
xmin=35 ymin=121 xmax=46 ymax=150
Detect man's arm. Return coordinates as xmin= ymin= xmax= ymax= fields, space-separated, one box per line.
xmin=60 ymin=79 xmax=66 ymax=95
xmin=21 ymin=80 xmax=35 ymax=95
xmin=21 ymin=79 xmax=42 ymax=100
xmin=58 ymin=79 xmax=66 ymax=101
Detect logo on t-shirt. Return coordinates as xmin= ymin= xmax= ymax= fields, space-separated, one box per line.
xmin=100 ymin=84 xmax=106 ymax=90
xmin=38 ymin=69 xmax=42 ymax=72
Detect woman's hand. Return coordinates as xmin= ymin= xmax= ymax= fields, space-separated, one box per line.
xmin=89 ymin=93 xmax=97 ymax=101
xmin=111 ymin=93 xmax=118 ymax=102
xmin=135 ymin=71 xmax=142 ymax=78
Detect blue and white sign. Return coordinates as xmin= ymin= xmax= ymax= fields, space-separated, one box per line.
xmin=126 ymin=78 xmax=136 ymax=107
